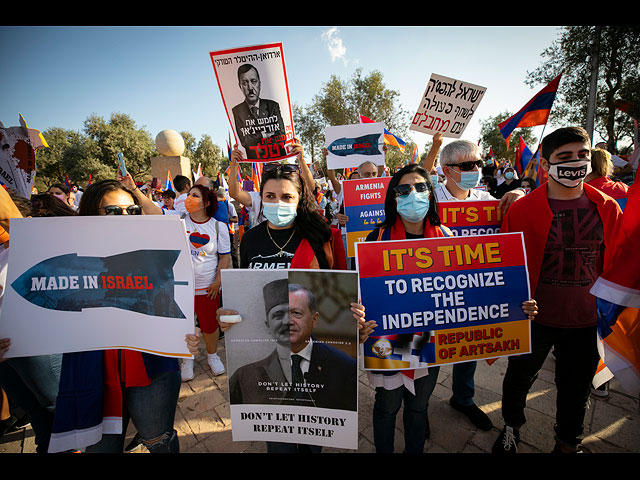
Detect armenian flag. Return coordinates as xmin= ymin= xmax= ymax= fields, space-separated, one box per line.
xmin=590 ymin=180 xmax=640 ymax=395
xmin=515 ymin=137 xmax=534 ymax=176
xmin=499 ymin=73 xmax=562 ymax=149
xmin=359 ymin=114 xmax=406 ymax=152
xmin=251 ymin=162 xmax=262 ymax=191
xmin=165 ymin=170 xmax=174 ymax=191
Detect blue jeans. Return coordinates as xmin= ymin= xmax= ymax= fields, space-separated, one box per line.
xmin=372 ymin=367 xmax=440 ymax=453
xmin=452 ymin=361 xmax=477 ymax=406
xmin=0 ymin=354 xmax=62 ymax=453
xmin=85 ymin=370 xmax=181 ymax=453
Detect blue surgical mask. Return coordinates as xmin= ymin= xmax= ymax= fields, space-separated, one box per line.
xmin=430 ymin=174 xmax=439 ymax=186
xmin=396 ymin=191 xmax=430 ymax=223
xmin=455 ymin=170 xmax=481 ymax=190
xmin=262 ymin=201 xmax=297 ymax=227
xmin=505 ymin=171 xmax=514 ymax=180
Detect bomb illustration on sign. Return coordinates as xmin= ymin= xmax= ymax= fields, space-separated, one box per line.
xmin=11 ymin=249 xmax=187 ymax=318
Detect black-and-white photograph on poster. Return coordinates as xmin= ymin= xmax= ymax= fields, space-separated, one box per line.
xmin=210 ymin=43 xmax=296 ymax=162
xmin=222 ymin=269 xmax=359 ymax=449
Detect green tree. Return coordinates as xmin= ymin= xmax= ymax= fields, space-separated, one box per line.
xmin=192 ymin=135 xmax=224 ymax=179
xmin=526 ymin=26 xmax=640 ymax=152
xmin=83 ymin=112 xmax=156 ymax=182
xmin=296 ymin=69 xmax=409 ymax=168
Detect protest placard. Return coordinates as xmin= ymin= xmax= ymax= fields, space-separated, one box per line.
xmin=438 ymin=199 xmax=502 ymax=236
xmin=325 ymin=122 xmax=385 ymax=170
xmin=0 ymin=216 xmax=194 ymax=358
xmin=356 ymin=233 xmax=531 ymax=370
xmin=410 ymin=73 xmax=486 ymax=139
xmin=210 ymin=43 xmax=296 ymax=162
xmin=342 ymin=177 xmax=391 ymax=257
xmin=0 ymin=115 xmax=47 ymax=198
xmin=222 ymin=269 xmax=359 ymax=449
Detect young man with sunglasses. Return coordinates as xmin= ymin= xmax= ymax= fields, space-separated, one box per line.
xmin=435 ymin=139 xmax=526 ymax=432
xmin=493 ymin=126 xmax=622 ymax=453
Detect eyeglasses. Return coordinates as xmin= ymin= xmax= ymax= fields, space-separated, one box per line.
xmin=100 ymin=204 xmax=143 ymax=215
xmin=450 ymin=160 xmax=483 ymax=171
xmin=393 ymin=182 xmax=429 ymax=198
xmin=262 ymin=162 xmax=299 ymax=174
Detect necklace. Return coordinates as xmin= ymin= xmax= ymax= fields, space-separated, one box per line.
xmin=266 ymin=225 xmax=296 ymax=257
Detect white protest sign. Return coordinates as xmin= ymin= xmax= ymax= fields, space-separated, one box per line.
xmin=0 ymin=215 xmax=194 ymax=358
xmin=210 ymin=43 xmax=296 ymax=162
xmin=410 ymin=73 xmax=487 ymax=138
xmin=325 ymin=122 xmax=385 ymax=170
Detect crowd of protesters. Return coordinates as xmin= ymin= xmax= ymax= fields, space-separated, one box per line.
xmin=0 ymin=126 xmax=636 ymax=454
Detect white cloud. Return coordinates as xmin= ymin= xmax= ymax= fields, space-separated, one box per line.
xmin=322 ymin=27 xmax=347 ymax=64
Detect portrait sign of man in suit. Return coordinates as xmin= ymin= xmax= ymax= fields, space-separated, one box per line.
xmin=232 ymin=63 xmax=286 ymax=160
xmin=229 ymin=279 xmax=357 ymax=412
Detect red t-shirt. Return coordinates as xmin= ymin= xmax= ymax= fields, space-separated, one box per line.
xmin=533 ymin=193 xmax=604 ymax=328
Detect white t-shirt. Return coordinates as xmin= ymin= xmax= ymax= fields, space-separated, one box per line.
xmin=183 ymin=216 xmax=231 ymax=294
xmin=173 ymin=192 xmax=188 ymax=216
xmin=248 ymin=191 xmax=265 ymax=224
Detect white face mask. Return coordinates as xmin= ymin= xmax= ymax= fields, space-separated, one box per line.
xmin=547 ymin=159 xmax=592 ymax=188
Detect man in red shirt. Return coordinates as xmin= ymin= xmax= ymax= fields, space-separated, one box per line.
xmin=493 ymin=127 xmax=622 ymax=454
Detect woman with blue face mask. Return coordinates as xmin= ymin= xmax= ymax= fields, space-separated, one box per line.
xmin=361 ymin=163 xmax=452 ymax=453
xmin=238 ymin=158 xmax=347 ymax=270
xmin=495 ymin=166 xmax=522 ymax=199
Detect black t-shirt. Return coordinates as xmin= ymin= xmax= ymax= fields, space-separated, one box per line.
xmin=494 ymin=178 xmax=522 ymax=199
xmin=239 ymin=221 xmax=302 ymax=269
xmin=534 ymin=193 xmax=604 ymax=328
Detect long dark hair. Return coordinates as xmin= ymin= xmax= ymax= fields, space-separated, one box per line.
xmin=379 ymin=163 xmax=441 ymax=230
xmin=30 ymin=193 xmax=78 ymax=217
xmin=78 ymin=180 xmax=138 ymax=216
xmin=188 ymin=184 xmax=219 ymax=218
xmin=259 ymin=166 xmax=331 ymax=268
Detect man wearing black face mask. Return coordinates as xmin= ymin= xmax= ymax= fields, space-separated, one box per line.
xmin=492 ymin=126 xmax=622 ymax=454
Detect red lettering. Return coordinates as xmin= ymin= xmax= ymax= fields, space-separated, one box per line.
xmin=144 ymin=276 xmax=153 ymax=289
xmin=134 ymin=276 xmax=144 ymax=289
xmin=125 ymin=276 xmax=134 ymax=289
xmin=438 ymin=334 xmax=448 ymax=344
xmin=115 ymin=276 xmax=125 ymax=289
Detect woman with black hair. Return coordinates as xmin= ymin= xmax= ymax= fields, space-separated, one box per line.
xmin=362 ymin=163 xmax=451 ymax=453
xmin=47 ymin=183 xmax=75 ymax=210
xmin=238 ymin=147 xmax=346 ymax=270
xmin=48 ymin=179 xmax=182 ymax=453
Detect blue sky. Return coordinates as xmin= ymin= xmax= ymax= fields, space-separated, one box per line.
xmin=1 ymin=26 xmax=567 ymax=161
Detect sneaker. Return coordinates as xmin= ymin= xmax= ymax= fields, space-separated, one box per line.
xmin=492 ymin=425 xmax=520 ymax=453
xmin=124 ymin=432 xmax=143 ymax=453
xmin=181 ymin=358 xmax=194 ymax=381
xmin=591 ymin=382 xmax=609 ymax=397
xmin=449 ymin=396 xmax=494 ymax=431
xmin=207 ymin=353 xmax=225 ymax=376
xmin=551 ymin=437 xmax=584 ymax=453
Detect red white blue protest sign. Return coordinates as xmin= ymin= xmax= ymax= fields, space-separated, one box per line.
xmin=342 ymin=177 xmax=391 ymax=257
xmin=356 ymin=232 xmax=531 ymax=369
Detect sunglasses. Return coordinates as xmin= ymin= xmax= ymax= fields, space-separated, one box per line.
xmin=100 ymin=204 xmax=143 ymax=215
xmin=393 ymin=182 xmax=429 ymax=197
xmin=262 ymin=162 xmax=299 ymax=174
xmin=450 ymin=160 xmax=483 ymax=171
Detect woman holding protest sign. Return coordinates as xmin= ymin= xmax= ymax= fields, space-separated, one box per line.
xmin=363 ymin=163 xmax=450 ymax=453
xmin=48 ymin=179 xmax=182 ymax=453
xmin=179 ymin=184 xmax=231 ymax=381
xmin=362 ymin=163 xmax=538 ymax=453
xmin=186 ymin=142 xmax=370 ymax=453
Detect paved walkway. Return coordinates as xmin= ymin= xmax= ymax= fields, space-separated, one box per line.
xmin=2 ymin=337 xmax=639 ymax=454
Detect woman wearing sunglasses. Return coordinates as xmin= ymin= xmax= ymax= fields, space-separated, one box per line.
xmin=50 ymin=179 xmax=182 ymax=453
xmin=362 ymin=163 xmax=451 ymax=453
xmin=179 ymin=184 xmax=231 ymax=380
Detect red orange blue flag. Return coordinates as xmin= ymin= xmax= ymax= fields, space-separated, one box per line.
xmin=499 ymin=73 xmax=562 ymax=149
